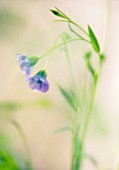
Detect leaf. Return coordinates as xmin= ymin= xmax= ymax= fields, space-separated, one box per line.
xmin=84 ymin=51 xmax=96 ymax=78
xmin=88 ymin=25 xmax=100 ymax=53
xmin=54 ymin=126 xmax=72 ymax=134
xmin=0 ymin=132 xmax=24 ymax=170
xmin=58 ymin=85 xmax=79 ymax=112
xmin=50 ymin=10 xmax=65 ymax=19
xmin=82 ymin=153 xmax=98 ymax=167
xmin=87 ymin=61 xmax=96 ymax=78
xmin=0 ymin=151 xmax=19 ymax=170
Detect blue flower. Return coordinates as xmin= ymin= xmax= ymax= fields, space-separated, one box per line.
xmin=16 ymin=53 xmax=39 ymax=79
xmin=28 ymin=70 xmax=49 ymax=93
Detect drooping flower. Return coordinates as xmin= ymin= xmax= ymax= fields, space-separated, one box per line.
xmin=16 ymin=53 xmax=39 ymax=79
xmin=28 ymin=70 xmax=49 ymax=93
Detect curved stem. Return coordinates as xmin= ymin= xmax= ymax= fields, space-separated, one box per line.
xmin=43 ymin=35 xmax=62 ymax=69
xmin=55 ymin=7 xmax=89 ymax=37
xmin=69 ymin=20 xmax=89 ymax=37
xmin=62 ymin=35 xmax=76 ymax=91
xmin=68 ymin=23 xmax=90 ymax=43
xmin=39 ymin=38 xmax=86 ymax=60
xmin=10 ymin=119 xmax=32 ymax=170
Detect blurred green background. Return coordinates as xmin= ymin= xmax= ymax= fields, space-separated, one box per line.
xmin=0 ymin=0 xmax=119 ymax=169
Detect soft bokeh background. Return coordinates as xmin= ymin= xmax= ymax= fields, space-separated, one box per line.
xmin=0 ymin=0 xmax=119 ymax=169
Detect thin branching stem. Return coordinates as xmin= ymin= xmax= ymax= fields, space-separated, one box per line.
xmin=39 ymin=38 xmax=85 ymax=60
xmin=55 ymin=7 xmax=89 ymax=37
xmin=62 ymin=35 xmax=76 ymax=92
xmin=68 ymin=23 xmax=90 ymax=43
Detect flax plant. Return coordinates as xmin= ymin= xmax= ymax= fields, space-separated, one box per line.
xmin=17 ymin=1 xmax=112 ymax=169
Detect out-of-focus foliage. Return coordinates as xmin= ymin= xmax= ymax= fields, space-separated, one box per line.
xmin=0 ymin=99 xmax=52 ymax=114
xmin=0 ymin=132 xmax=24 ymax=170
xmin=0 ymin=8 xmax=25 ymax=39
xmin=0 ymin=98 xmax=53 ymax=170
xmin=0 ymin=102 xmax=20 ymax=113
xmin=58 ymin=85 xmax=79 ymax=112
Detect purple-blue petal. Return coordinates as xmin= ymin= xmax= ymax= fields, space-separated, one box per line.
xmin=29 ymin=77 xmax=40 ymax=91
xmin=28 ymin=76 xmax=49 ymax=93
xmin=17 ymin=53 xmax=27 ymax=61
xmin=38 ymin=77 xmax=49 ymax=93
xmin=16 ymin=53 xmax=32 ymax=78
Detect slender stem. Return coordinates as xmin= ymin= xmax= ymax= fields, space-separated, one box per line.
xmin=68 ymin=23 xmax=90 ymax=43
xmin=69 ymin=20 xmax=89 ymax=37
xmin=79 ymin=0 xmax=111 ymax=148
xmin=73 ymin=77 xmax=98 ymax=170
xmin=71 ymin=124 xmax=81 ymax=170
xmin=62 ymin=35 xmax=76 ymax=91
xmin=43 ymin=35 xmax=62 ymax=69
xmin=55 ymin=7 xmax=89 ymax=37
xmin=77 ymin=58 xmax=102 ymax=169
xmin=55 ymin=7 xmax=71 ymax=21
xmin=81 ymin=66 xmax=87 ymax=110
xmin=39 ymin=39 xmax=84 ymax=60
xmin=11 ymin=119 xmax=32 ymax=170
xmin=81 ymin=77 xmax=98 ymax=146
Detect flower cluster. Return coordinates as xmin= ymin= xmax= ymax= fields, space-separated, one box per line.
xmin=17 ymin=54 xmax=49 ymax=93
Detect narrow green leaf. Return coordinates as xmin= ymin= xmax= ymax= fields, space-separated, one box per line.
xmin=84 ymin=51 xmax=96 ymax=78
xmin=58 ymin=85 xmax=78 ymax=112
xmin=50 ymin=10 xmax=65 ymax=18
xmin=82 ymin=153 xmax=98 ymax=167
xmin=54 ymin=126 xmax=72 ymax=134
xmin=88 ymin=25 xmax=100 ymax=53
xmin=87 ymin=61 xmax=96 ymax=78
xmin=0 ymin=132 xmax=24 ymax=170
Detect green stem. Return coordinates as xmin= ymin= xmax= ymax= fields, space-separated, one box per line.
xmin=11 ymin=119 xmax=32 ymax=170
xmin=78 ymin=73 xmax=99 ymax=169
xmin=55 ymin=6 xmax=89 ymax=39
xmin=81 ymin=77 xmax=98 ymax=145
xmin=62 ymin=35 xmax=76 ymax=91
xmin=71 ymin=125 xmax=81 ymax=170
xmin=81 ymin=66 xmax=87 ymax=109
xmin=39 ymin=38 xmax=87 ymax=60
xmin=69 ymin=20 xmax=89 ymax=37
xmin=43 ymin=35 xmax=62 ymax=69
xmin=68 ymin=23 xmax=90 ymax=43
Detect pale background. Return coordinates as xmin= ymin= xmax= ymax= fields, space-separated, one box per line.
xmin=0 ymin=0 xmax=119 ymax=170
